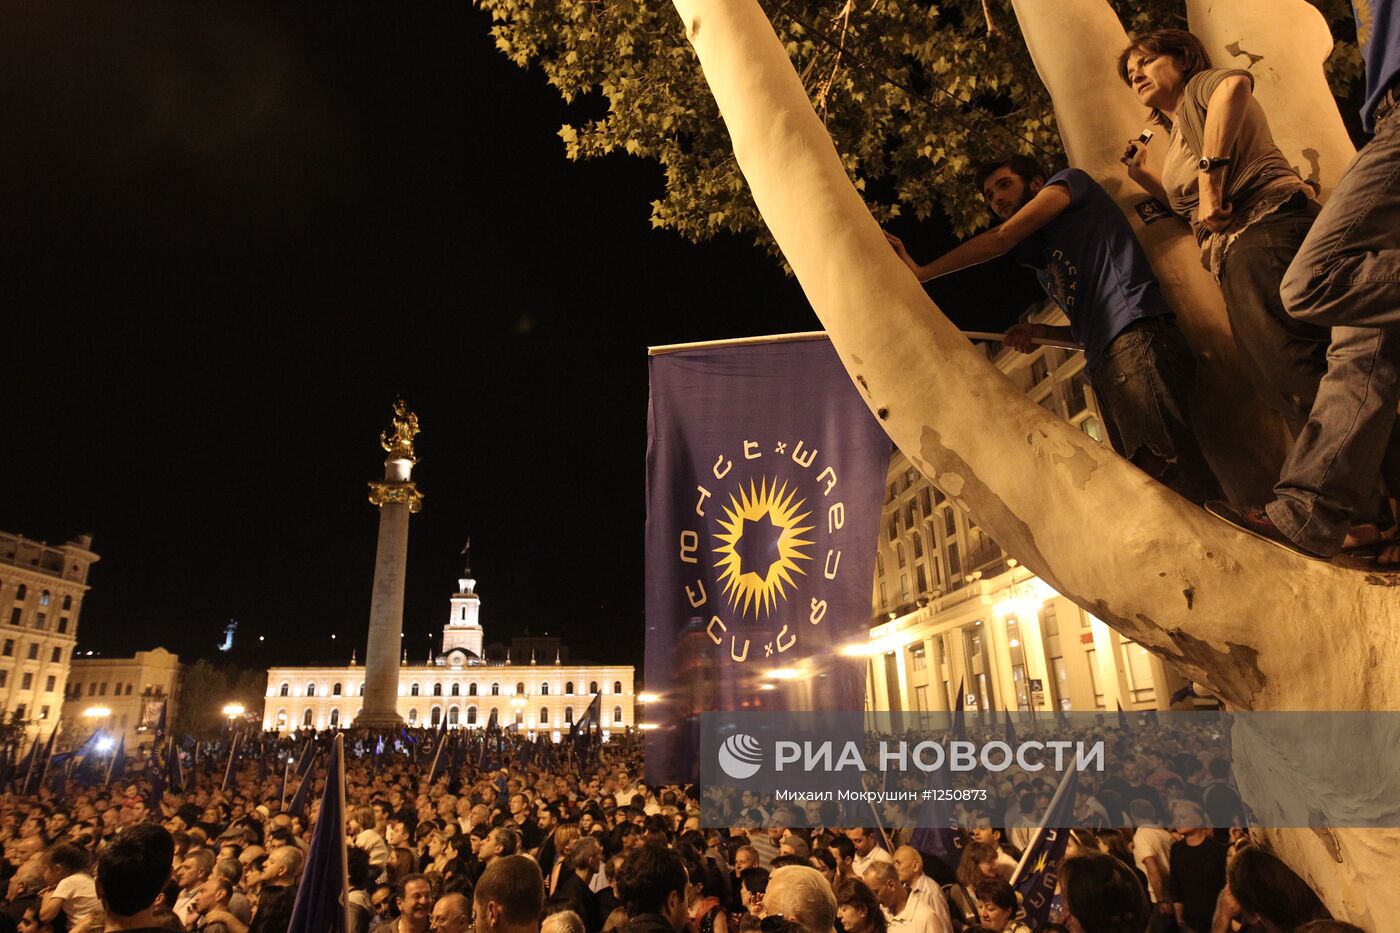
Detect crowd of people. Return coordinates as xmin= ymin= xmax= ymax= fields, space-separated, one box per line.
xmin=0 ymin=723 xmax=1374 ymax=933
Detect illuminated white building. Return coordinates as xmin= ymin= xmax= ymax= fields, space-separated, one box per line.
xmin=861 ymin=302 xmax=1195 ymax=720
xmin=0 ymin=531 xmax=99 ymax=738
xmin=263 ymin=568 xmax=634 ymax=737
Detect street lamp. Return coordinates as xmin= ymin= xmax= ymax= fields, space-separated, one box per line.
xmin=83 ymin=706 xmax=112 ymax=719
xmin=222 ymin=703 xmax=245 ymax=720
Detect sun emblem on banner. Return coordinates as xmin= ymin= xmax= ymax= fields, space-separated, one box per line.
xmin=713 ymin=478 xmax=814 ymax=618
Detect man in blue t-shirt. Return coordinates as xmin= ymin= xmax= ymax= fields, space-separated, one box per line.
xmin=887 ymin=154 xmax=1222 ymax=505
xmin=1207 ymin=0 xmax=1400 ymax=565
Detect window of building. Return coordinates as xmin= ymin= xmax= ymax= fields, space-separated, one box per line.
xmin=408 ymin=708 xmax=418 ymax=725
xmin=1 ymin=639 xmax=11 ymax=657
xmin=914 ymin=684 xmax=928 ymax=711
xmin=358 ymin=682 xmax=364 ymax=696
xmin=916 ymin=564 xmax=929 ymax=594
xmin=514 ymin=709 xmax=523 ymax=725
xmin=944 ymin=509 xmax=957 ymax=537
xmin=888 ymin=516 xmax=898 ymax=542
xmin=879 ymin=581 xmax=888 ymax=606
xmin=565 ymin=707 xmax=574 ymax=724
xmin=896 ymin=543 xmax=906 ymax=568
xmin=0 ymin=672 xmax=6 ymax=688
xmin=21 ymin=673 xmax=33 ymax=691
xmin=947 ymin=543 xmax=961 ymax=580
xmin=467 ymin=706 xmax=477 ymax=725
xmin=303 ymin=709 xmax=314 ymax=727
xmin=539 ymin=707 xmax=549 ymax=724
xmin=329 ymin=709 xmax=340 ymax=728
xmin=887 ymin=482 xmax=897 ymax=503
xmin=32 ymin=613 xmax=44 ymax=631
xmin=451 ymin=683 xmax=460 ymax=696
xmin=431 ymin=707 xmax=442 ymax=727
xmin=1086 ymin=648 xmax=1105 ymax=708
xmin=565 ymin=681 xmax=574 ymax=695
xmin=1120 ymin=641 xmax=1156 ymax=704
xmin=15 ymin=585 xmax=26 ymax=600
xmin=613 ymin=681 xmax=623 ymax=694
xmin=57 ymin=617 xmax=68 ymax=634
xmin=900 ymin=574 xmax=910 ymax=602
xmin=876 ymin=553 xmax=884 ymax=577
xmin=516 ymin=682 xmax=525 ymax=695
xmin=589 ymin=681 xmax=599 ymax=694
xmin=541 ymin=683 xmax=550 ymax=696
xmin=62 ymin=596 xmax=72 ymax=611
xmin=912 ymin=532 xmax=924 ymax=560
xmin=280 ymin=683 xmax=289 ymax=696
xmin=910 ymin=645 xmax=926 ymax=671
xmin=127 ymin=683 xmax=134 ymax=695
xmin=410 ymin=683 xmax=420 ymax=697
xmin=307 ymin=683 xmax=317 ymax=697
xmin=469 ymin=683 xmax=478 ymax=696
xmin=332 ymin=683 xmax=342 ymax=696
xmin=613 ymin=706 xmax=623 ymax=723
xmin=50 ymin=648 xmax=61 ymax=663
xmin=27 ymin=644 xmax=39 ymax=661
xmin=40 ymin=705 xmax=49 ymax=720
xmin=98 ymin=680 xmax=106 ymax=694
xmin=88 ymin=682 xmax=96 ymax=696
xmin=919 ymin=488 xmax=932 ymax=517
xmin=8 ymin=609 xmax=19 ymax=627
xmin=39 ymin=591 xmax=50 ymax=607
xmin=448 ymin=706 xmax=460 ymax=725
xmin=433 ymin=683 xmax=443 ymax=696
xmin=491 ymin=683 xmax=500 ymax=696
xmin=44 ymin=676 xmax=55 ymax=693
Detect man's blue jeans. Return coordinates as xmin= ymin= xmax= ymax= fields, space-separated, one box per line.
xmin=1267 ymin=101 xmax=1400 ymax=555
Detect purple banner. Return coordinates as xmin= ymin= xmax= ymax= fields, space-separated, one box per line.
xmin=644 ymin=337 xmax=890 ymax=783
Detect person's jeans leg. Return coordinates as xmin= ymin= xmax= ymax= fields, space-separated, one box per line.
xmin=1089 ymin=319 xmax=1224 ymax=506
xmin=1269 ymin=111 xmax=1400 ymax=553
xmin=1218 ymin=198 xmax=1331 ymax=435
xmin=1266 ymin=326 xmax=1400 ymax=554
xmin=1281 ymin=109 xmax=1400 ymax=328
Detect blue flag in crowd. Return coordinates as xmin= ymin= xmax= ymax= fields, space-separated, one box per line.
xmin=909 ymin=763 xmax=963 ymax=874
xmin=286 ymin=752 xmax=318 ymax=819
xmin=644 ymin=337 xmax=890 ymax=783
xmin=1003 ymin=709 xmax=1018 ymax=749
xmin=106 ymin=736 xmax=126 ymax=786
xmin=288 ymin=734 xmax=350 ymax=933
xmin=1012 ymin=766 xmax=1080 ymax=928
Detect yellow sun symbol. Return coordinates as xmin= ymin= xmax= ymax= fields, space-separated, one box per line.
xmin=713 ymin=477 xmax=815 ymax=618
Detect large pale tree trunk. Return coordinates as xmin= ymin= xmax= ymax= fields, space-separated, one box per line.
xmin=668 ymin=0 xmax=1400 ymax=923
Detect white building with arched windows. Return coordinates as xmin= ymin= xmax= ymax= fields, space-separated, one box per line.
xmin=262 ymin=570 xmax=634 ymax=739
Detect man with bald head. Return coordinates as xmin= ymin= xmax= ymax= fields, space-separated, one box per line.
xmin=429 ymin=893 xmax=472 ymax=933
xmin=475 ymin=855 xmax=544 ymax=933
xmin=863 ymin=861 xmax=949 ymax=933
xmin=891 ymin=847 xmax=953 ymax=933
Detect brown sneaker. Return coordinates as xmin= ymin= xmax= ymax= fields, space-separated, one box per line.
xmin=1204 ymin=500 xmax=1330 ymax=561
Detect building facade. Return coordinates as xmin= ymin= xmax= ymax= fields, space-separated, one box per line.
xmin=264 ymin=571 xmax=635 ymax=737
xmin=863 ymin=302 xmax=1194 ymax=718
xmin=0 ymin=531 xmax=99 ymax=738
xmin=61 ymin=647 xmax=182 ymax=749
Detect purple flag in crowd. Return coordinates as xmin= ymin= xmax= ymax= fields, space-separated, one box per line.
xmin=1012 ymin=765 xmax=1080 ymax=927
xmin=288 ymin=734 xmax=350 ymax=933
xmin=644 ymin=337 xmax=890 ymax=783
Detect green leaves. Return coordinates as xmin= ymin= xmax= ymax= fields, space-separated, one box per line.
xmin=475 ymin=0 xmax=1361 ymax=259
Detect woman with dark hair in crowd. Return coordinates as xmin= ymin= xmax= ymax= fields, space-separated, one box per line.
xmin=948 ymin=842 xmax=1005 ymax=922
xmin=1091 ymin=830 xmax=1149 ymax=898
xmin=973 ymin=880 xmax=1031 ymax=933
xmin=1059 ymin=852 xmax=1150 ymax=933
xmin=679 ymin=848 xmax=728 ymax=933
xmin=1224 ymin=845 xmax=1331 ymax=932
xmin=833 ymin=879 xmax=887 ymax=933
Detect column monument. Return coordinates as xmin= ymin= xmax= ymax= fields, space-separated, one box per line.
xmin=354 ymin=399 xmax=423 ymax=728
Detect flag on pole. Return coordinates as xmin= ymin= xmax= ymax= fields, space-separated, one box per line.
xmin=427 ymin=726 xmax=451 ymax=783
xmin=1011 ymin=765 xmax=1080 ymax=928
xmin=287 ymin=734 xmax=351 ymax=933
xmin=644 ymin=336 xmax=891 ymax=784
xmin=106 ymin=735 xmax=127 ymax=786
xmin=1003 ymin=709 xmax=1018 ymax=749
xmin=909 ymin=763 xmax=964 ymax=875
xmin=286 ymin=752 xmax=318 ymax=819
xmin=167 ymin=737 xmax=186 ymax=792
xmin=222 ymin=732 xmax=243 ymax=793
xmin=26 ymin=726 xmax=60 ymax=796
xmin=280 ymin=760 xmax=293 ymax=810
xmin=952 ymin=679 xmax=967 ymax=742
xmin=1116 ymin=701 xmax=1132 ymax=732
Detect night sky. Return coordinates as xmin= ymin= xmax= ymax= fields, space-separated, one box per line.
xmin=2 ymin=0 xmax=1039 ymax=674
